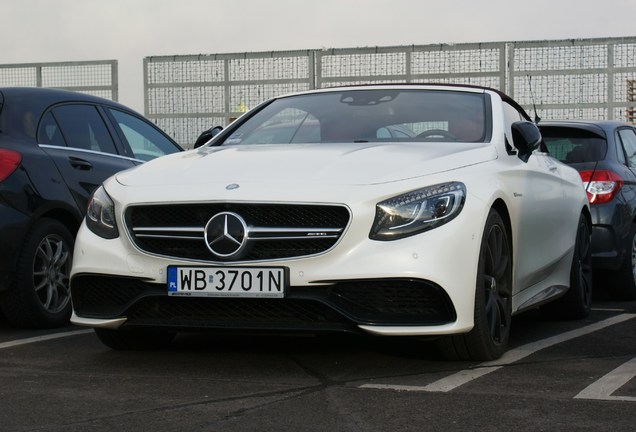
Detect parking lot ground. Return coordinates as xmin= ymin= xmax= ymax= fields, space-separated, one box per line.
xmin=1 ymin=300 xmax=636 ymax=431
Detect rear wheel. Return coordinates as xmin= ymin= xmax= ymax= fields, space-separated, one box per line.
xmin=1 ymin=219 xmax=73 ymax=328
xmin=95 ymin=328 xmax=176 ymax=350
xmin=437 ymin=209 xmax=512 ymax=361
xmin=609 ymin=223 xmax=636 ymax=300
xmin=542 ymin=214 xmax=592 ymax=319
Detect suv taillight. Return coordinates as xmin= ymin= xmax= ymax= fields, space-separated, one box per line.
xmin=0 ymin=149 xmax=22 ymax=182
xmin=579 ymin=170 xmax=623 ymax=204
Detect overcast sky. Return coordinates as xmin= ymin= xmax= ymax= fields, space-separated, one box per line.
xmin=3 ymin=0 xmax=635 ymax=111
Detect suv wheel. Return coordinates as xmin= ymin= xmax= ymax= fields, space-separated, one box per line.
xmin=1 ymin=218 xmax=73 ymax=328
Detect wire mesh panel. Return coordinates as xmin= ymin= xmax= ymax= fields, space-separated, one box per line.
xmin=410 ymin=43 xmax=505 ymax=90
xmin=0 ymin=67 xmax=38 ymax=86
xmin=318 ymin=49 xmax=407 ymax=80
xmin=0 ymin=60 xmax=118 ymax=100
xmin=627 ymin=79 xmax=636 ymax=123
xmin=510 ymin=38 xmax=636 ymax=121
xmin=316 ymin=44 xmax=505 ymax=90
xmin=145 ymin=52 xmax=313 ymax=148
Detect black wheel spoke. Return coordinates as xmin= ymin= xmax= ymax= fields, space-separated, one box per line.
xmin=485 ymin=292 xmax=499 ymax=338
xmin=492 ymin=255 xmax=509 ymax=282
xmin=482 ymin=221 xmax=510 ymax=346
xmin=486 ymin=229 xmax=501 ymax=269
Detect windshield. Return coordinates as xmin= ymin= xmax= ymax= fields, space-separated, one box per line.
xmin=220 ymin=89 xmax=489 ymax=145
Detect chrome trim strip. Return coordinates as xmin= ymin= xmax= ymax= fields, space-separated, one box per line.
xmin=135 ymin=234 xmax=203 ymax=240
xmin=250 ymin=227 xmax=343 ymax=234
xmin=133 ymin=227 xmax=204 ymax=233
xmin=249 ymin=235 xmax=340 ymax=240
xmin=132 ymin=226 xmax=343 ymax=240
xmin=39 ymin=144 xmax=147 ymax=164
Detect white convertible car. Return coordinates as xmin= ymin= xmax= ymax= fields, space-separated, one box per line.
xmin=70 ymin=84 xmax=591 ymax=360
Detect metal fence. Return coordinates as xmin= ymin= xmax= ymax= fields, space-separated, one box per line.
xmin=0 ymin=60 xmax=118 ymax=101
xmin=145 ymin=37 xmax=636 ymax=147
xmin=143 ymin=51 xmax=314 ymax=146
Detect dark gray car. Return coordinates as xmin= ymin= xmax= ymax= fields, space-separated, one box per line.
xmin=0 ymin=87 xmax=182 ymax=328
xmin=541 ymin=120 xmax=636 ymax=300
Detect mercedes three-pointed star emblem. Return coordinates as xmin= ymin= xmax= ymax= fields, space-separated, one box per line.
xmin=204 ymin=212 xmax=248 ymax=258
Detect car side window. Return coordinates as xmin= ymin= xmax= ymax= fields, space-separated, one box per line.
xmin=51 ymin=104 xmax=118 ymax=155
xmin=618 ymin=128 xmax=636 ymax=169
xmin=108 ymin=108 xmax=179 ymax=161
xmin=37 ymin=111 xmax=67 ymax=147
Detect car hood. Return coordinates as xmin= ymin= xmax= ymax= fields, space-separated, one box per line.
xmin=116 ymin=142 xmax=497 ymax=187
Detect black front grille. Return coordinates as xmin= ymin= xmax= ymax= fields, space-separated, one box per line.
xmin=125 ymin=203 xmax=350 ymax=262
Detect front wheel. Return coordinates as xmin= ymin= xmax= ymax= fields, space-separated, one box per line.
xmin=437 ymin=209 xmax=512 ymax=361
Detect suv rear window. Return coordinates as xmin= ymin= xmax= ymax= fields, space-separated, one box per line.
xmin=541 ymin=126 xmax=607 ymax=163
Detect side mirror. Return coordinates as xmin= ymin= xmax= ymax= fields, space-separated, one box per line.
xmin=511 ymin=121 xmax=542 ymax=163
xmin=193 ymin=126 xmax=223 ymax=149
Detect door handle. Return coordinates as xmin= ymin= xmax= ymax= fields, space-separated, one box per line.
xmin=69 ymin=157 xmax=93 ymax=170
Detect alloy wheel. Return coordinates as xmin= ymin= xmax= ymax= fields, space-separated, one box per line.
xmin=32 ymin=234 xmax=72 ymax=314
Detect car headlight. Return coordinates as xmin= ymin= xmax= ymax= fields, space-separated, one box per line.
xmin=370 ymin=182 xmax=466 ymax=241
xmin=86 ymin=185 xmax=119 ymax=239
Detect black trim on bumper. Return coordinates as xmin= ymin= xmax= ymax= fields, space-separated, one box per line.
xmin=71 ymin=274 xmax=456 ymax=333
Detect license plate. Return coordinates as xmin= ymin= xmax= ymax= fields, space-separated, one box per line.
xmin=167 ymin=266 xmax=286 ymax=298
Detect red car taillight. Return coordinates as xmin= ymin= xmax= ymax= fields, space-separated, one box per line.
xmin=0 ymin=149 xmax=22 ymax=182
xmin=579 ymin=170 xmax=623 ymax=204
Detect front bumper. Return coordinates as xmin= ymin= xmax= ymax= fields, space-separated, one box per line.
xmin=70 ymin=190 xmax=486 ymax=336
xmin=71 ymin=274 xmax=456 ymax=334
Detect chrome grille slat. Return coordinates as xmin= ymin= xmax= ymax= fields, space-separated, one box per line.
xmin=135 ymin=234 xmax=204 ymax=240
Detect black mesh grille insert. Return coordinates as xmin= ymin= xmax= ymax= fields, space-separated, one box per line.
xmin=71 ymin=275 xmax=160 ymax=316
xmin=327 ymin=279 xmax=456 ymax=323
xmin=126 ymin=297 xmax=350 ymax=331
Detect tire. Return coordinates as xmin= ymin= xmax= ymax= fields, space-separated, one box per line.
xmin=437 ymin=209 xmax=512 ymax=361
xmin=95 ymin=328 xmax=176 ymax=350
xmin=542 ymin=213 xmax=593 ymax=319
xmin=1 ymin=218 xmax=74 ymax=328
xmin=608 ymin=223 xmax=636 ymax=300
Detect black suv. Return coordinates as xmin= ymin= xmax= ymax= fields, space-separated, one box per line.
xmin=0 ymin=87 xmax=182 ymax=328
